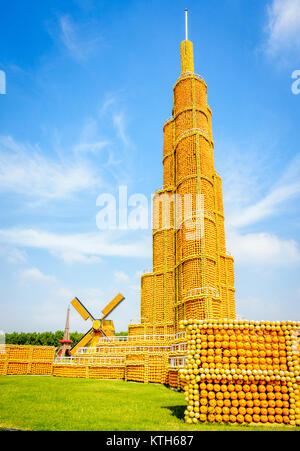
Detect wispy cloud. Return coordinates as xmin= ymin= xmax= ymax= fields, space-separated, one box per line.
xmin=217 ymin=137 xmax=279 ymax=213
xmin=0 ymin=135 xmax=99 ymax=201
xmin=237 ymin=294 xmax=300 ymax=321
xmin=99 ymin=96 xmax=116 ymax=116
xmin=227 ymin=228 xmax=300 ymax=264
xmin=59 ymin=14 xmax=102 ymax=62
xmin=73 ymin=117 xmax=110 ymax=155
xmin=114 ymin=270 xmax=131 ymax=283
xmin=264 ymin=0 xmax=300 ymax=60
xmin=19 ymin=266 xmax=72 ymax=301
xmin=20 ymin=267 xmax=57 ymax=284
xmin=73 ymin=141 xmax=109 ymax=154
xmin=73 ymin=98 xmax=132 ymax=177
xmin=220 ymin=145 xmax=300 ymax=267
xmin=58 ymin=251 xmax=102 ymax=265
xmin=113 ymin=113 xmax=131 ymax=147
xmin=229 ymin=154 xmax=300 ymax=228
xmin=15 ymin=267 xmax=74 ymax=330
xmin=0 ymin=228 xmax=152 ymax=263
xmin=0 ymin=246 xmax=27 ymax=264
xmin=113 ymin=270 xmax=140 ymax=299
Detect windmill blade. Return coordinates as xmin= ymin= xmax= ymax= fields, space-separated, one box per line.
xmin=71 ymin=297 xmax=94 ymax=322
xmin=100 ymin=293 xmax=125 ymax=320
xmin=70 ymin=328 xmax=94 ymax=355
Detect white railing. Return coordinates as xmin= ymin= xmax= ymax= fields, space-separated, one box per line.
xmin=96 ymin=336 xmax=127 ymax=343
xmin=76 ymin=345 xmax=171 ymax=354
xmin=179 ymin=72 xmax=204 ymax=81
xmin=175 ymin=331 xmax=186 ymax=340
xmin=94 ymin=334 xmax=176 ymax=344
xmin=54 ymin=356 xmax=125 ymax=366
xmin=169 ymin=356 xmax=187 ymax=367
xmin=142 ymin=268 xmax=155 ymax=275
xmin=186 ymin=287 xmax=220 ymax=299
xmin=129 ymin=318 xmax=148 ymax=325
xmin=177 ymin=127 xmax=209 ymax=142
xmin=170 ymin=342 xmax=188 ymax=352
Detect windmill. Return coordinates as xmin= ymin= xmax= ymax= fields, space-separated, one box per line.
xmin=69 ymin=293 xmax=125 ymax=355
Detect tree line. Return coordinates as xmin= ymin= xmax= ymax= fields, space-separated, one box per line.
xmin=5 ymin=331 xmax=128 ymax=347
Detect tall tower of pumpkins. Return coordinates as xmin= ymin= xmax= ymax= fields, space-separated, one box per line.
xmin=131 ymin=37 xmax=236 ymax=337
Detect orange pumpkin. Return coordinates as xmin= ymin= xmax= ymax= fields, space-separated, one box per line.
xmin=237 ymin=414 xmax=244 ymax=423
xmin=222 ymin=414 xmax=230 ymax=423
xmin=230 ymin=407 xmax=238 ymax=416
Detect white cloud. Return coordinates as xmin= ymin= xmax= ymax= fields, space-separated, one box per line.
xmin=228 ymin=153 xmax=300 ymax=228
xmin=2 ymin=265 xmax=134 ymax=333
xmin=236 ymin=295 xmax=296 ymax=321
xmin=228 ymin=228 xmax=300 ymax=264
xmin=113 ymin=113 xmax=130 ymax=147
xmin=19 ymin=266 xmax=72 ymax=301
xmin=0 ymin=228 xmax=152 ymax=263
xmin=113 ymin=270 xmax=140 ymax=300
xmin=265 ymin=0 xmax=300 ymax=57
xmin=58 ymin=251 xmax=102 ymax=265
xmin=59 ymin=15 xmax=102 ymax=62
xmin=229 ymin=179 xmax=300 ymax=227
xmin=99 ymin=96 xmax=116 ymax=116
xmin=12 ymin=267 xmax=74 ymax=331
xmin=0 ymin=246 xmax=27 ymax=264
xmin=114 ymin=270 xmax=130 ymax=283
xmin=73 ymin=117 xmax=110 ymax=155
xmin=73 ymin=140 xmax=109 ymax=154
xmin=221 ymin=151 xmax=300 ymax=268
xmin=217 ymin=137 xmax=278 ymax=214
xmin=0 ymin=136 xmax=99 ymax=201
xmin=71 ymin=99 xmax=132 ymax=180
xmin=20 ymin=267 xmax=56 ymax=284
xmin=73 ymin=288 xmax=105 ymax=314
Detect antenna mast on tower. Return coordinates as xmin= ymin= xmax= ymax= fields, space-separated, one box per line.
xmin=185 ymin=8 xmax=188 ymax=41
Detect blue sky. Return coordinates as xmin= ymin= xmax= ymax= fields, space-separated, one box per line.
xmin=0 ymin=0 xmax=300 ymax=333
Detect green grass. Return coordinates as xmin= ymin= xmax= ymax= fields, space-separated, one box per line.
xmin=0 ymin=376 xmax=298 ymax=431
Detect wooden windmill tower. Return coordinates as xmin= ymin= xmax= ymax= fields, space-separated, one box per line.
xmin=70 ymin=293 xmax=125 ymax=355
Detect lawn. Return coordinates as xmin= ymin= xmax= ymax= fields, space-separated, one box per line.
xmin=0 ymin=376 xmax=298 ymax=431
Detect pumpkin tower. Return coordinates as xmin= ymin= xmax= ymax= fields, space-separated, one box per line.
xmin=132 ymin=13 xmax=236 ymax=337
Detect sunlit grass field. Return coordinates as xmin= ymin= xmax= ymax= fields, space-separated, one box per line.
xmin=0 ymin=376 xmax=297 ymax=431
